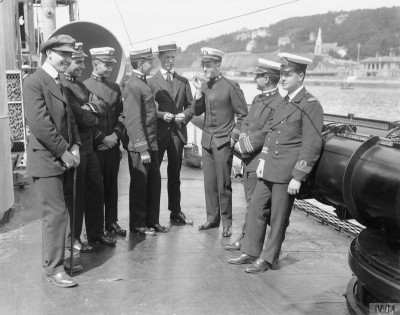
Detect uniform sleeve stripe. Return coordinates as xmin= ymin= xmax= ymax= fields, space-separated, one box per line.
xmin=295 ymin=162 xmax=312 ymax=173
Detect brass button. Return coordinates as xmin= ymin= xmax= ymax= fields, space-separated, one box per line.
xmin=275 ymin=151 xmax=278 ymax=155
xmin=276 ymin=141 xmax=279 ymax=144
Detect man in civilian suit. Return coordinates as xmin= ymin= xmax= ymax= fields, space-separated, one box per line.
xmin=228 ymin=53 xmax=324 ymax=273
xmin=192 ymin=47 xmax=248 ymax=237
xmin=24 ymin=35 xmax=80 ymax=287
xmin=84 ymin=47 xmax=126 ymax=238
xmin=148 ymin=42 xmax=194 ymax=225
xmin=123 ymin=48 xmax=168 ymax=235
xmin=61 ymin=43 xmax=116 ymax=249
xmin=225 ymin=58 xmax=282 ymax=251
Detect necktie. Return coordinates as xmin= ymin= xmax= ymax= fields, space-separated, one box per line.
xmin=166 ymin=71 xmax=173 ymax=87
xmin=284 ymin=95 xmax=290 ymax=106
xmin=55 ymin=75 xmax=64 ymax=95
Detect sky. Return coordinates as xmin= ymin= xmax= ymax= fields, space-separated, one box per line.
xmin=55 ymin=0 xmax=399 ymax=53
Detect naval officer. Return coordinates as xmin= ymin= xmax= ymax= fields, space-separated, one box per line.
xmin=61 ymin=43 xmax=116 ymax=251
xmin=123 ymin=48 xmax=168 ymax=235
xmin=192 ymin=47 xmax=248 ymax=237
xmin=84 ymin=47 xmax=126 ymax=240
xmin=24 ymin=35 xmax=80 ymax=287
xmin=228 ymin=53 xmax=324 ymax=273
xmin=225 ymin=58 xmax=283 ymax=251
xmin=148 ymin=42 xmax=194 ymax=225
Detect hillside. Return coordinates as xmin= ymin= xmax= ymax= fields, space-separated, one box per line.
xmin=176 ymin=6 xmax=400 ymax=68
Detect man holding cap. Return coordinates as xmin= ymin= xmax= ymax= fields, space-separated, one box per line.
xmin=61 ymin=43 xmax=116 ymax=251
xmin=148 ymin=42 xmax=194 ymax=225
xmin=123 ymin=48 xmax=168 ymax=235
xmin=225 ymin=58 xmax=282 ymax=251
xmin=84 ymin=47 xmax=126 ymax=239
xmin=228 ymin=53 xmax=324 ymax=273
xmin=24 ymin=34 xmax=80 ymax=287
xmin=192 ymin=47 xmax=248 ymax=237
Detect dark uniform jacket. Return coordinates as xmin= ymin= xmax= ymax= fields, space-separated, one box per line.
xmin=237 ymin=89 xmax=282 ymax=171
xmin=148 ymin=70 xmax=193 ymax=144
xmin=84 ymin=75 xmax=124 ymax=148
xmin=259 ymin=87 xmax=323 ymax=183
xmin=193 ymin=74 xmax=248 ymax=149
xmin=24 ymin=68 xmax=80 ymax=178
xmin=123 ymin=72 xmax=158 ymax=152
xmin=61 ymin=74 xmax=103 ymax=153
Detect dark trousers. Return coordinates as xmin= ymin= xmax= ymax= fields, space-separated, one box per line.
xmin=96 ymin=146 xmax=120 ymax=226
xmin=202 ymin=142 xmax=233 ymax=227
xmin=66 ymin=151 xmax=104 ymax=241
xmin=157 ymin=131 xmax=184 ymax=213
xmin=238 ymin=168 xmax=259 ymax=239
xmin=33 ymin=174 xmax=69 ymax=276
xmin=127 ymin=150 xmax=161 ymax=228
xmin=242 ymin=180 xmax=294 ymax=266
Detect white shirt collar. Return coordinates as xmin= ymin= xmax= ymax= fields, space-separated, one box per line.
xmin=42 ymin=62 xmax=59 ymax=79
xmin=287 ymin=85 xmax=304 ymax=101
xmin=261 ymin=87 xmax=278 ymax=94
xmin=160 ymin=68 xmax=175 ymax=76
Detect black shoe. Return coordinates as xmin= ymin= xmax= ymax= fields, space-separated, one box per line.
xmin=130 ymin=227 xmax=157 ymax=236
xmin=148 ymin=224 xmax=170 ymax=233
xmin=245 ymin=258 xmax=271 ymax=273
xmin=225 ymin=241 xmax=241 ymax=251
xmin=228 ymin=253 xmax=257 ymax=265
xmin=89 ymin=234 xmax=116 ymax=247
xmin=170 ymin=211 xmax=194 ymax=225
xmin=222 ymin=226 xmax=232 ymax=237
xmin=198 ymin=222 xmax=219 ymax=230
xmin=106 ymin=222 xmax=127 ymax=237
xmin=73 ymin=241 xmax=94 ymax=253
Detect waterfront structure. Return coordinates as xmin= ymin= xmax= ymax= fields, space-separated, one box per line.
xmin=359 ymin=50 xmax=400 ymax=78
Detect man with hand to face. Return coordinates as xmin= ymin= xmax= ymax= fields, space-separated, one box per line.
xmin=84 ymin=47 xmax=126 ymax=238
xmin=192 ymin=47 xmax=248 ymax=237
xmin=61 ymin=43 xmax=116 ymax=250
xmin=148 ymin=42 xmax=194 ymax=225
xmin=23 ymin=35 xmax=80 ymax=287
xmin=123 ymin=48 xmax=168 ymax=236
xmin=228 ymin=53 xmax=324 ymax=273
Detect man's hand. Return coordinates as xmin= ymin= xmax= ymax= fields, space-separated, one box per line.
xmin=102 ymin=133 xmax=118 ymax=148
xmin=69 ymin=144 xmax=80 ymax=167
xmin=192 ymin=76 xmax=207 ymax=99
xmin=256 ymin=160 xmax=265 ymax=178
xmin=81 ymin=104 xmax=91 ymax=111
xmin=163 ymin=113 xmax=175 ymax=123
xmin=174 ymin=113 xmax=185 ymax=122
xmin=140 ymin=151 xmax=151 ymax=163
xmin=98 ymin=144 xmax=108 ymax=150
xmin=288 ymin=178 xmax=301 ymax=195
xmin=61 ymin=150 xmax=76 ymax=170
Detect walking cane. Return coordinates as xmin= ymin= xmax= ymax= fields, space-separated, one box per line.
xmin=69 ymin=167 xmax=77 ymax=276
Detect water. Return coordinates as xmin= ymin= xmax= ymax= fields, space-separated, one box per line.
xmin=239 ymin=83 xmax=400 ymax=122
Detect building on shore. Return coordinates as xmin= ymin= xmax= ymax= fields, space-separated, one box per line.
xmin=359 ymin=50 xmax=400 ymax=78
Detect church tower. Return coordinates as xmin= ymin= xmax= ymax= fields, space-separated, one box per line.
xmin=314 ymin=27 xmax=322 ymax=55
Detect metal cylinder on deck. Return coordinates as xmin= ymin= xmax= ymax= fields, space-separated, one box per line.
xmin=312 ymin=125 xmax=400 ymax=313
xmin=313 ymin=129 xmax=400 ymax=233
xmin=40 ymin=21 xmax=126 ymax=85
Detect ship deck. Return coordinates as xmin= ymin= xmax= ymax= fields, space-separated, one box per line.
xmin=0 ymin=151 xmax=352 ymax=315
